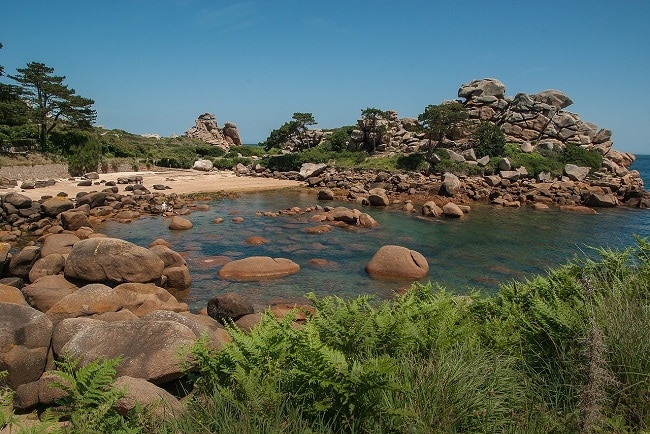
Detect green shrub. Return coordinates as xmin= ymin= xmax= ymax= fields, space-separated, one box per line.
xmin=321 ymin=127 xmax=354 ymax=152
xmin=137 ymin=241 xmax=650 ymax=432
xmin=396 ymin=152 xmax=427 ymax=171
xmin=226 ymin=145 xmax=266 ymax=158
xmin=472 ymin=121 xmax=506 ymax=157
xmin=155 ymin=147 xmax=195 ymax=169
xmin=560 ymin=144 xmax=603 ymax=171
xmin=212 ymin=157 xmax=252 ymax=169
xmin=510 ymin=152 xmax=564 ymax=176
xmin=46 ymin=356 xmax=141 ymax=433
xmin=196 ymin=145 xmax=226 ymax=158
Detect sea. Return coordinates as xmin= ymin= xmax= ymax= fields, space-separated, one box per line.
xmin=101 ymin=155 xmax=650 ymax=311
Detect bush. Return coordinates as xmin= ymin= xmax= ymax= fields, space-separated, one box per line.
xmin=226 ymin=145 xmax=266 ymax=158
xmin=321 ymin=127 xmax=354 ymax=152
xmin=196 ymin=145 xmax=226 ymax=158
xmin=396 ymin=152 xmax=427 ymax=171
xmin=155 ymin=147 xmax=195 ymax=169
xmin=212 ymin=157 xmax=252 ymax=170
xmin=51 ymin=130 xmax=102 ymax=176
xmin=472 ymin=121 xmax=506 ymax=158
xmin=560 ymin=144 xmax=603 ymax=171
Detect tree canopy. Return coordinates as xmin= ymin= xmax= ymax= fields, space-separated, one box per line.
xmin=260 ymin=112 xmax=318 ymax=152
xmin=418 ymin=102 xmax=468 ymax=158
xmin=8 ymin=62 xmax=96 ymax=150
xmin=360 ymin=107 xmax=388 ymax=152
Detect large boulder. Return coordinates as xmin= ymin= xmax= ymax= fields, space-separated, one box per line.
xmin=2 ymin=192 xmax=32 ymax=209
xmin=9 ymin=246 xmax=41 ymax=280
xmin=564 ymin=164 xmax=590 ymax=181
xmin=530 ymin=89 xmax=573 ymax=109
xmin=421 ymin=201 xmax=443 ymax=217
xmin=113 ymin=376 xmax=184 ymax=421
xmin=75 ymin=192 xmax=108 ymax=209
xmin=28 ymin=254 xmax=66 ymax=283
xmin=21 ymin=275 xmax=79 ymax=312
xmin=440 ymin=172 xmax=461 ymax=197
xmin=0 ymin=283 xmax=28 ymax=305
xmin=222 ymin=122 xmax=242 ymax=146
xmin=0 ymin=302 xmax=53 ymax=388
xmin=64 ymin=238 xmax=165 ymax=284
xmin=46 ymin=282 xmax=189 ymax=322
xmin=60 ymin=209 xmax=90 ymax=231
xmin=584 ymin=193 xmax=618 ymax=208
xmin=61 ymin=319 xmax=196 ymax=384
xmin=458 ymin=78 xmax=506 ymax=99
xmin=193 ymin=159 xmax=214 ymax=171
xmin=40 ymin=197 xmax=75 ymax=217
xmin=168 ymin=216 xmax=193 ymax=230
xmin=141 ymin=310 xmax=229 ymax=350
xmin=442 ymin=202 xmax=465 ymax=218
xmin=40 ymin=233 xmax=80 ymax=257
xmin=218 ymin=256 xmax=300 ymax=281
xmin=365 ymin=245 xmax=429 ymax=280
xmin=299 ymin=163 xmax=327 ymax=180
xmin=149 ymin=245 xmax=186 ymax=268
xmin=368 ymin=188 xmax=390 ymax=207
xmin=207 ymin=293 xmax=254 ymax=324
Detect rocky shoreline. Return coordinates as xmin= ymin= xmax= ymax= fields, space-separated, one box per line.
xmin=238 ymin=160 xmax=650 ymax=214
xmin=1 ymin=159 xmax=648 ymax=418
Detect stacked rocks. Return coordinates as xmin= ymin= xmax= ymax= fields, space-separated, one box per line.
xmin=184 ymin=112 xmax=241 ymax=150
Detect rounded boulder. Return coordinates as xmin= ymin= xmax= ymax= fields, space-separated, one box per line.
xmin=365 ymin=245 xmax=429 ymax=280
xmin=218 ymin=256 xmax=300 ymax=281
xmin=64 ymin=238 xmax=165 ymax=284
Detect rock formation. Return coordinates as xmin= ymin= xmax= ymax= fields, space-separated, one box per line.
xmin=341 ymin=78 xmax=635 ymax=176
xmin=184 ymin=113 xmax=242 ymax=150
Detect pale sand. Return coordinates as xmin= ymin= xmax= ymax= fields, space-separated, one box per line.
xmin=5 ymin=169 xmax=305 ymax=201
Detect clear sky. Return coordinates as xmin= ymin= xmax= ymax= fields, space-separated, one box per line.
xmin=1 ymin=1 xmax=649 ymax=154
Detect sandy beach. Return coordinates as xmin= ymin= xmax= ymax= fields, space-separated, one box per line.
xmin=4 ymin=169 xmax=304 ymax=201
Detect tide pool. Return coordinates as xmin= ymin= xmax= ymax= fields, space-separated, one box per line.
xmin=101 ymin=162 xmax=650 ymax=312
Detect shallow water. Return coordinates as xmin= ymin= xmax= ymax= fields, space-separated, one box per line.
xmin=101 ymin=156 xmax=650 ymax=312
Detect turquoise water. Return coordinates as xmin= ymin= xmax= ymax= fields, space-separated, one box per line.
xmin=102 ymin=156 xmax=650 ymax=311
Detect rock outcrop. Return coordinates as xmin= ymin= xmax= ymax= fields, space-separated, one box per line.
xmin=184 ymin=113 xmax=241 ymax=150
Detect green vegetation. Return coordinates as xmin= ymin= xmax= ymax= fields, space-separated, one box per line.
xmin=260 ymin=112 xmax=318 ymax=152
xmin=359 ymin=107 xmax=389 ymax=152
xmin=560 ymin=143 xmax=603 ymax=171
xmin=418 ymin=102 xmax=469 ymax=159
xmin=7 ymin=62 xmax=96 ymax=150
xmin=2 ymin=240 xmax=649 ymax=432
xmin=472 ymin=121 xmax=506 ymax=157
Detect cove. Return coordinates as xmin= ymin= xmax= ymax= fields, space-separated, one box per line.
xmin=99 ymin=186 xmax=650 ymax=313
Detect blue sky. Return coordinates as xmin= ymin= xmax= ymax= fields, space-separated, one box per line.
xmin=1 ymin=1 xmax=649 ymax=154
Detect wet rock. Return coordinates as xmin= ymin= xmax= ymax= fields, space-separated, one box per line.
xmin=365 ymin=245 xmax=429 ymax=280
xmin=218 ymin=256 xmax=300 ymax=281
xmin=207 ymin=293 xmax=254 ymax=324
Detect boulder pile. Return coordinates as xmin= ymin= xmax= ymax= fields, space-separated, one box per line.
xmin=0 ymin=232 xmax=207 ymax=411
xmin=184 ymin=112 xmax=241 ymax=151
xmin=253 ymin=164 xmax=649 ymax=210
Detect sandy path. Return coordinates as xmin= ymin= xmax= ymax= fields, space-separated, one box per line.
xmin=4 ymin=169 xmax=304 ymax=200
